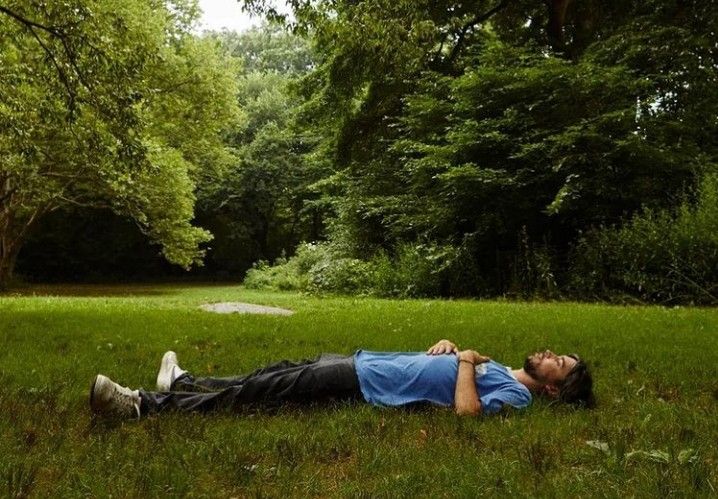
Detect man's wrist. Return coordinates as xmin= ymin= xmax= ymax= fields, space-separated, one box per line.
xmin=458 ymin=352 xmax=475 ymax=365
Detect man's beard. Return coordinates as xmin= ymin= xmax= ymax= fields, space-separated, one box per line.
xmin=523 ymin=356 xmax=544 ymax=382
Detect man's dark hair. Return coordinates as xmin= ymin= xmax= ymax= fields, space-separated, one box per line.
xmin=559 ymin=355 xmax=595 ymax=408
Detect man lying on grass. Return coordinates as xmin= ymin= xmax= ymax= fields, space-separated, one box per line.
xmin=90 ymin=339 xmax=594 ymax=419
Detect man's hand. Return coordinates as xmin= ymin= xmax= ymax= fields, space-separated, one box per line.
xmin=427 ymin=339 xmax=458 ymax=355
xmin=457 ymin=350 xmax=491 ymax=365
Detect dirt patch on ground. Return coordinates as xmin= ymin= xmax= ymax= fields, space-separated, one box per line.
xmin=199 ymin=302 xmax=294 ymax=316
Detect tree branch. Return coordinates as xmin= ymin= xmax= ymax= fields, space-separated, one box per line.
xmin=57 ymin=33 xmax=95 ymax=93
xmin=154 ymin=77 xmax=203 ymax=95
xmin=0 ymin=6 xmax=62 ymax=36
xmin=54 ymin=195 xmax=104 ymax=209
xmin=0 ymin=6 xmax=81 ymax=113
xmin=0 ymin=186 xmax=18 ymax=207
xmin=430 ymin=29 xmax=451 ymax=67
xmin=1 ymin=5 xmax=100 ymax=112
xmin=446 ymin=0 xmax=512 ymax=66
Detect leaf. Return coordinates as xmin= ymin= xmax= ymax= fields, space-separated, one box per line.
xmin=585 ymin=440 xmax=610 ymax=455
xmin=626 ymin=449 xmax=671 ymax=464
xmin=677 ymin=448 xmax=698 ymax=465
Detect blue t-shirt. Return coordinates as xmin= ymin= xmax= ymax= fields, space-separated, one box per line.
xmin=353 ymin=351 xmax=531 ymax=415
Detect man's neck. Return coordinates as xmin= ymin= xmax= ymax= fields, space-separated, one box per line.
xmin=512 ymin=369 xmax=544 ymax=392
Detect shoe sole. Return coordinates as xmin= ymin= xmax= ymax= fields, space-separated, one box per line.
xmin=89 ymin=374 xmax=100 ymax=412
xmin=88 ymin=375 xmax=141 ymax=419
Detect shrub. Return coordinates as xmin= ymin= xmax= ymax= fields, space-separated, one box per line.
xmin=307 ymin=256 xmax=373 ymax=294
xmin=368 ymin=243 xmax=458 ymax=298
xmin=244 ymin=241 xmax=470 ymax=297
xmin=508 ymin=227 xmax=560 ymax=300
xmin=243 ymin=242 xmax=331 ymax=291
xmin=243 ymin=258 xmax=307 ymax=291
xmin=244 ymin=242 xmax=371 ymax=294
xmin=569 ymin=174 xmax=718 ymax=304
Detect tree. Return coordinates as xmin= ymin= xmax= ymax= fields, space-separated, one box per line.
xmin=239 ymin=0 xmax=718 ymax=297
xmin=0 ymin=0 xmax=240 ymax=288
xmin=194 ymin=27 xmax=323 ymax=275
xmin=206 ymin=23 xmax=315 ymax=75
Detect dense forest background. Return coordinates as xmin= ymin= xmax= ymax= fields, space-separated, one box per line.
xmin=3 ymin=0 xmax=718 ymax=304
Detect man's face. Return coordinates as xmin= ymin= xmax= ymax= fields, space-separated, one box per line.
xmin=523 ymin=350 xmax=577 ymax=385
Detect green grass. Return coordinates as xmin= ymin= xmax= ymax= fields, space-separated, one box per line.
xmin=1 ymin=284 xmax=717 ymax=497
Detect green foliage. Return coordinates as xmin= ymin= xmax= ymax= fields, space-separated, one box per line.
xmin=243 ymin=243 xmax=324 ymax=291
xmin=195 ymin=29 xmax=325 ymax=276
xmin=130 ymin=143 xmax=213 ymax=268
xmin=508 ymin=228 xmax=560 ymax=300
xmin=8 ymin=0 xmax=718 ymax=304
xmin=308 ymin=256 xmax=373 ymax=294
xmin=0 ymin=0 xmax=241 ymax=286
xmin=570 ymin=174 xmax=718 ymax=304
xmin=369 ymin=243 xmax=457 ymax=298
xmin=243 ymin=260 xmax=307 ymax=291
xmin=12 ymin=21 xmax=321 ymax=284
xmin=207 ymin=22 xmax=314 ymax=75
xmin=244 ymin=242 xmax=372 ymax=294
xmin=246 ymin=241 xmax=479 ymax=298
xmin=243 ymin=0 xmax=718 ymax=303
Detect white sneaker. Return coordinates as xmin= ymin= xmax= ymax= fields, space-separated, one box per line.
xmin=156 ymin=351 xmax=186 ymax=392
xmin=90 ymin=374 xmax=141 ymax=419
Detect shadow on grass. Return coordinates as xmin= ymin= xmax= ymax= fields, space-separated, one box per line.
xmin=84 ymin=400 xmax=513 ymax=432
xmin=1 ymin=282 xmax=234 ymax=297
xmin=86 ymin=400 xmax=369 ymax=431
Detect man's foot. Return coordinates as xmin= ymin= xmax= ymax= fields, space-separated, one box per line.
xmin=156 ymin=351 xmax=187 ymax=391
xmin=90 ymin=374 xmax=141 ymax=419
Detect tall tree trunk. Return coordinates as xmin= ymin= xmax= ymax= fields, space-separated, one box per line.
xmin=546 ymin=0 xmax=573 ymax=52
xmin=0 ymin=235 xmax=20 ymax=290
xmin=257 ymin=216 xmax=270 ymax=259
xmin=0 ymin=206 xmax=46 ymax=290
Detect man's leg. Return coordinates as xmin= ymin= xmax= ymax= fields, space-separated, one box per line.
xmin=171 ymin=354 xmax=347 ymax=392
xmin=140 ymin=355 xmax=363 ymax=414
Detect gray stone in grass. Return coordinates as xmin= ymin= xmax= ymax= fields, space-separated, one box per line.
xmin=199 ymin=302 xmax=294 ymax=316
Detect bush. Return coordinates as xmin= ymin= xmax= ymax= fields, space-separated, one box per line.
xmin=243 ymin=241 xmax=473 ymax=297
xmin=244 ymin=242 xmax=371 ymax=294
xmin=369 ymin=243 xmax=457 ymax=297
xmin=508 ymin=227 xmax=560 ymax=300
xmin=307 ymin=256 xmax=373 ymax=294
xmin=243 ymin=242 xmax=330 ymax=291
xmin=569 ymin=174 xmax=718 ymax=304
xmin=243 ymin=259 xmax=307 ymax=291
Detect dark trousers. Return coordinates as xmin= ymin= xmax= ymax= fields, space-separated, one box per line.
xmin=139 ymin=354 xmax=363 ymax=415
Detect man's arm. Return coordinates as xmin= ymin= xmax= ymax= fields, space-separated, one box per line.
xmin=454 ymin=350 xmax=490 ymax=416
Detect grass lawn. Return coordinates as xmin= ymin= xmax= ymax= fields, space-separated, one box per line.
xmin=1 ymin=284 xmax=717 ymax=497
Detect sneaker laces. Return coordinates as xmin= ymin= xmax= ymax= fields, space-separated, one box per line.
xmin=113 ymin=384 xmax=141 ymax=418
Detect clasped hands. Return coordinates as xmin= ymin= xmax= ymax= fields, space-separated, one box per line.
xmin=426 ymin=339 xmax=490 ymax=365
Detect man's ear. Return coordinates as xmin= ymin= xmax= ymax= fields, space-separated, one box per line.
xmin=543 ymin=384 xmax=560 ymax=399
